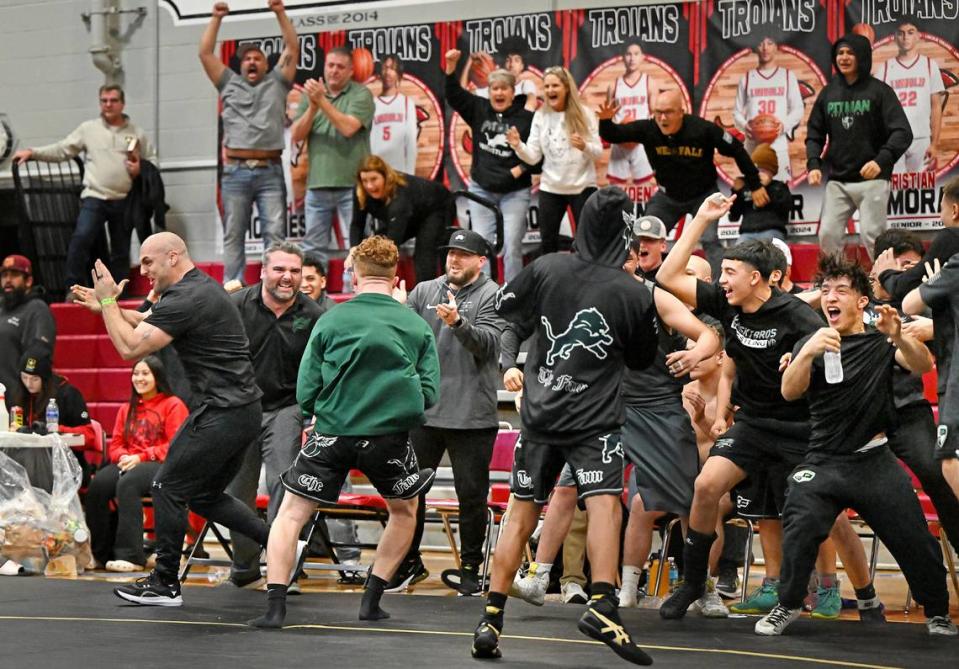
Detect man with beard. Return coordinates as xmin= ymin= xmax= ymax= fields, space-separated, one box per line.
xmin=471 ymin=187 xmax=657 ymax=666
xmin=200 ymin=1 xmax=299 ymax=285
xmin=77 ymin=232 xmax=270 ymax=606
xmin=391 ymin=229 xmax=505 ymax=594
xmin=0 ymin=255 xmax=55 ymax=396
xmin=225 ymin=242 xmax=326 ymax=588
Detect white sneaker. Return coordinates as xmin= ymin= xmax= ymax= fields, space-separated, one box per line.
xmin=693 ymin=581 xmax=729 ymax=618
xmin=509 ymin=564 xmax=548 ymax=606
xmin=927 ymin=616 xmax=958 ymax=636
xmin=755 ymin=605 xmax=801 ymax=636
xmin=105 ymin=560 xmax=144 ymax=573
xmin=562 ymin=582 xmax=588 ymax=605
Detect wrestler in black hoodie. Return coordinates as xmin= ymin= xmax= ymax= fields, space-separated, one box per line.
xmin=806 ymin=33 xmax=912 ymax=182
xmin=495 ymin=187 xmax=658 ymax=445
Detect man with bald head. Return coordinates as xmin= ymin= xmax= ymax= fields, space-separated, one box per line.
xmin=78 ymin=232 xmax=270 ymax=607
xmin=599 ymin=88 xmax=766 ymax=275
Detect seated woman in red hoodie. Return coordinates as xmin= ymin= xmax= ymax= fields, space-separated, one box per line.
xmin=12 ymin=347 xmax=99 ymax=484
xmin=84 ymin=355 xmax=188 ymax=572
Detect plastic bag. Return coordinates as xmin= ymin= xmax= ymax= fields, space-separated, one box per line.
xmin=0 ymin=437 xmax=94 ymax=574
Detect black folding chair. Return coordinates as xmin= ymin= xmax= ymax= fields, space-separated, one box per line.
xmin=12 ymin=158 xmax=86 ymax=301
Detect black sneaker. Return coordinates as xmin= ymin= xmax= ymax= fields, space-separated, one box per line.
xmin=578 ymin=599 xmax=653 ymax=666
xmin=858 ymin=603 xmax=886 ymax=624
xmin=440 ymin=564 xmax=484 ymax=596
xmin=384 ymin=557 xmax=429 ymax=593
xmin=659 ymin=581 xmax=704 ymax=619
xmin=114 ymin=571 xmax=183 ymax=607
xmin=715 ymin=566 xmax=740 ymax=599
xmin=229 ymin=569 xmax=265 ymax=589
xmin=471 ymin=618 xmax=502 ymax=659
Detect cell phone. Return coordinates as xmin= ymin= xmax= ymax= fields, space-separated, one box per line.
xmin=126 ymin=137 xmax=139 ymax=156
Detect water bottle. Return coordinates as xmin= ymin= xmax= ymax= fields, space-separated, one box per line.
xmin=0 ymin=384 xmax=8 ymax=433
xmin=667 ymin=557 xmax=678 ymax=589
xmin=341 ymin=265 xmax=353 ymax=294
xmin=45 ymin=398 xmax=60 ymax=433
xmin=824 ymin=350 xmax=843 ymax=384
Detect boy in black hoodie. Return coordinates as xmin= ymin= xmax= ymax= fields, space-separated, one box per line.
xmin=471 ymin=187 xmax=657 ymax=666
xmin=806 ymin=33 xmax=912 ymax=260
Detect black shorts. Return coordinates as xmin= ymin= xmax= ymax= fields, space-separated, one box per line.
xmin=511 ymin=432 xmax=624 ymax=504
xmin=281 ymin=431 xmax=430 ymax=503
xmin=935 ymin=421 xmax=959 ymax=461
xmin=710 ymin=417 xmax=808 ymax=519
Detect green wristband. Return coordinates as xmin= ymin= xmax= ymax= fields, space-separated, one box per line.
xmin=100 ymin=297 xmax=118 ymax=307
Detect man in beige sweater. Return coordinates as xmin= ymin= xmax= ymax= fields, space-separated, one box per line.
xmin=14 ymin=85 xmax=156 ymax=296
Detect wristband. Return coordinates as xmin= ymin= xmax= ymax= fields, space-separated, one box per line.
xmin=100 ymin=297 xmax=118 ymax=307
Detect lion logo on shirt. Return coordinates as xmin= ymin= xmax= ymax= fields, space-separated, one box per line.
xmin=541 ymin=308 xmax=614 ymax=366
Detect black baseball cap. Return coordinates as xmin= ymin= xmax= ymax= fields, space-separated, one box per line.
xmin=441 ymin=229 xmax=490 ymax=256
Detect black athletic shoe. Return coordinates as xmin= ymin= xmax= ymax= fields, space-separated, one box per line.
xmin=578 ymin=600 xmax=653 ymax=665
xmin=858 ymin=604 xmax=886 ymax=624
xmin=471 ymin=619 xmax=502 ymax=659
xmin=114 ymin=571 xmax=183 ymax=607
xmin=659 ymin=580 xmax=704 ymax=619
xmin=384 ymin=557 xmax=429 ymax=593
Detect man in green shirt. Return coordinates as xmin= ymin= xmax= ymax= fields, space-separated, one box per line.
xmin=291 ymin=46 xmax=374 ymax=263
xmin=249 ymin=236 xmax=440 ymax=628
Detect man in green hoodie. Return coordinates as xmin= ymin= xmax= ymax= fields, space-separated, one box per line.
xmin=806 ymin=33 xmax=912 ymax=260
xmin=249 ymin=235 xmax=440 ymax=628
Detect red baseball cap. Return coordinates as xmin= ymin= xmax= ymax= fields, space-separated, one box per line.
xmin=1 ymin=255 xmax=31 ymax=276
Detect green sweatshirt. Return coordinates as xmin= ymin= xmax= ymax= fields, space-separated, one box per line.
xmin=297 ymin=292 xmax=440 ymax=435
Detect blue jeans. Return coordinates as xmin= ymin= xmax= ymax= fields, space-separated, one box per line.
xmin=468 ymin=181 xmax=531 ymax=282
xmin=67 ymin=197 xmax=130 ymax=291
xmin=304 ymin=187 xmax=353 ymax=262
xmin=737 ymin=229 xmax=786 ymax=242
xmin=221 ymin=163 xmax=287 ymax=284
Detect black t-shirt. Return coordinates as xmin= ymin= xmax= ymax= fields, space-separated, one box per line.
xmin=696 ymin=281 xmax=823 ymax=421
xmin=863 ymin=299 xmax=926 ymax=409
xmin=231 ymin=285 xmax=324 ymax=411
xmin=145 ymin=268 xmax=262 ymax=408
xmin=794 ymin=328 xmax=898 ymax=457
xmin=621 ymin=282 xmax=688 ymax=407
xmin=920 ymin=253 xmax=959 ymax=402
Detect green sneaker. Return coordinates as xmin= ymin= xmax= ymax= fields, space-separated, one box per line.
xmin=730 ymin=581 xmax=779 ymax=614
xmin=810 ymin=584 xmax=841 ymax=620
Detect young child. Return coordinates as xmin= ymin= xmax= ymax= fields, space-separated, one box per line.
xmin=730 ymin=144 xmax=793 ymax=242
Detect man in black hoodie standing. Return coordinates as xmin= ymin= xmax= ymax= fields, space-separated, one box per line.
xmin=471 ymin=187 xmax=657 ymax=666
xmin=806 ymin=33 xmax=912 ymax=260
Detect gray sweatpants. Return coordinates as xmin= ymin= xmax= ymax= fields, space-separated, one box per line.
xmin=817 ymin=179 xmax=890 ymax=260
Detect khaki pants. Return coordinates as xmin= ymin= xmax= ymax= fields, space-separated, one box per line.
xmin=817 ymin=179 xmax=890 ymax=260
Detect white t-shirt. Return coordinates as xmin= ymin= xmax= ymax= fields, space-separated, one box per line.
xmin=733 ymin=66 xmax=804 ymax=138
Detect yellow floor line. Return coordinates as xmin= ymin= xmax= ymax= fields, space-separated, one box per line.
xmin=0 ymin=615 xmax=902 ymax=668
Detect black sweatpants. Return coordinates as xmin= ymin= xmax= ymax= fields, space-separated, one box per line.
xmin=151 ymin=400 xmax=270 ymax=581
xmin=537 ymin=188 xmax=596 ymax=255
xmin=887 ymin=402 xmax=959 ymax=554
xmin=406 ymin=426 xmax=497 ymax=567
xmin=779 ymin=447 xmax=949 ymax=617
xmin=85 ymin=461 xmax=162 ymax=566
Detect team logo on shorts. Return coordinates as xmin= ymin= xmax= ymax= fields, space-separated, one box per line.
xmin=938 ymin=425 xmax=949 ymax=450
xmin=600 ymin=434 xmax=624 ymax=464
xmin=515 ymin=470 xmax=532 ymax=489
xmin=297 ymin=475 xmax=324 ymax=493
xmin=387 ymin=458 xmax=407 ymax=471
xmin=736 ymin=495 xmax=751 ymax=509
xmin=792 ymin=470 xmax=816 ymax=483
xmin=542 ymin=308 xmax=614 ymax=365
xmin=301 ymin=435 xmax=337 ymax=457
xmin=713 ymin=438 xmax=733 ymax=450
xmin=392 ymin=473 xmax=420 ymax=496
xmin=576 ymin=469 xmax=604 ymax=485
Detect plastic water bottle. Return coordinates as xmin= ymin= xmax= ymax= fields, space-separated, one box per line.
xmin=824 ymin=350 xmax=843 ymax=384
xmin=341 ymin=265 xmax=353 ymax=294
xmin=0 ymin=384 xmax=8 ymax=433
xmin=45 ymin=398 xmax=60 ymax=433
xmin=667 ymin=558 xmax=678 ymax=589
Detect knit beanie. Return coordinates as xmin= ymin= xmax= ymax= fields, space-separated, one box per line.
xmin=751 ymin=143 xmax=779 ymax=176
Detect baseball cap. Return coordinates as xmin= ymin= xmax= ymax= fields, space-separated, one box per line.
xmin=631 ymin=216 xmax=667 ymax=240
xmin=2 ymin=254 xmax=32 ymax=276
xmin=770 ymin=237 xmax=792 ymax=266
xmin=441 ymin=229 xmax=490 ymax=256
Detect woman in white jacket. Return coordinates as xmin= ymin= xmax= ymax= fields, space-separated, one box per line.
xmin=507 ymin=66 xmax=601 ymax=255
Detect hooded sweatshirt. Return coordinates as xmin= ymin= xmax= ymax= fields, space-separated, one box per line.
xmin=446 ymin=74 xmax=536 ymax=193
xmin=495 ymin=187 xmax=658 ymax=445
xmin=806 ymin=34 xmax=912 ymax=181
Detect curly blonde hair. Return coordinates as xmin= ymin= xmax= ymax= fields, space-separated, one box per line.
xmin=352 ymin=235 xmax=398 ymax=280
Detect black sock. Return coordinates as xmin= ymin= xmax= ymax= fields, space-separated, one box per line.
xmin=360 ymin=574 xmax=390 ymax=620
xmin=855 ymin=583 xmax=880 ymax=609
xmin=482 ymin=591 xmax=507 ymax=629
xmin=681 ymin=529 xmax=717 ymax=587
xmin=248 ymin=583 xmax=287 ymax=628
xmin=589 ymin=581 xmax=618 ymax=612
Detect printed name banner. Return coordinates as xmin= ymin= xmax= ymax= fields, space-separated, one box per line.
xmin=214 ymin=0 xmax=959 ymax=255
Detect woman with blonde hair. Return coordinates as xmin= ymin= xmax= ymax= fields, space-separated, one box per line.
xmin=349 ymin=154 xmax=453 ymax=284
xmin=507 ymin=66 xmax=601 ymax=255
